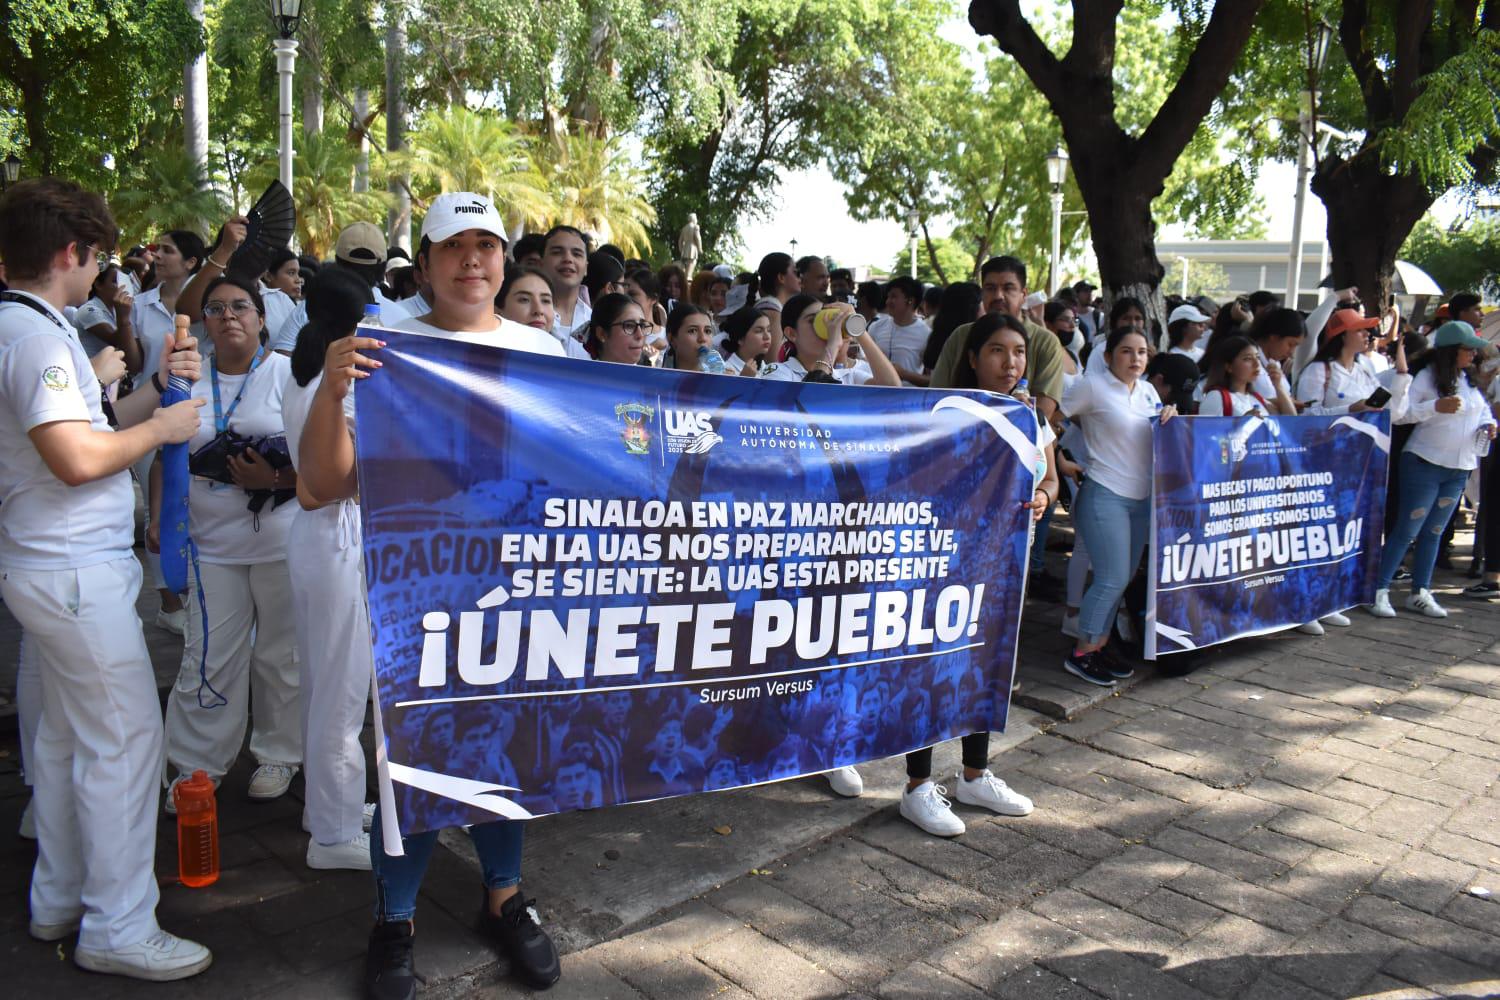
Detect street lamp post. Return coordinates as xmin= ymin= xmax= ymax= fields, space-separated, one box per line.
xmin=272 ymin=0 xmax=302 ymax=194
xmin=1286 ymin=19 xmax=1334 ymax=310
xmin=1045 ymin=146 xmax=1069 ymax=297
xmin=789 ymin=238 xmax=799 ymax=260
xmin=0 ymin=153 xmax=21 ymax=193
xmin=906 ymin=209 xmax=919 ymax=281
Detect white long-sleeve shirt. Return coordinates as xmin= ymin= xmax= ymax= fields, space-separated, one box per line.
xmin=1296 ymin=356 xmax=1412 ymax=418
xmin=1399 ymin=368 xmax=1495 ymax=471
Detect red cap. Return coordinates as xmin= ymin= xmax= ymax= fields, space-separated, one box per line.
xmin=1324 ymin=308 xmax=1381 ymax=340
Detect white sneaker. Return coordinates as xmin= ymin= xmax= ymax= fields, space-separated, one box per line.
xmin=19 ymin=798 xmax=36 ymax=839
xmin=74 ymin=929 xmax=213 ymax=981
xmin=306 ymin=831 xmax=372 ymax=871
xmin=899 ymin=781 xmax=965 ymax=836
xmin=1368 ymin=589 xmax=1397 ymax=618
xmin=1296 ymin=620 xmax=1325 ymax=636
xmin=954 ymin=770 xmax=1034 ymax=816
xmin=247 ymin=763 xmax=298 ymax=800
xmin=1406 ymin=588 xmax=1448 ymax=618
xmin=825 ymin=766 xmax=864 ymax=797
xmin=29 ymin=911 xmax=83 ymax=941
xmin=154 ymin=608 xmax=187 ymax=636
xmin=1320 ymin=611 xmax=1352 ymax=627
xmin=163 ymin=773 xmax=219 ymax=816
xmin=1061 ymin=611 xmax=1081 ymax=639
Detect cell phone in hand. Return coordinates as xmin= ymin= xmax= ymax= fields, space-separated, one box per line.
xmin=1365 ymin=387 xmax=1392 ymax=409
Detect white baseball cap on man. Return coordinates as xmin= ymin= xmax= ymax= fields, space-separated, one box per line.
xmin=421 ymin=192 xmax=507 ymax=244
xmin=1167 ymin=303 xmax=1212 ymax=325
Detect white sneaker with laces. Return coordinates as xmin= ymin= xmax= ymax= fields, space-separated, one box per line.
xmin=900 ymin=781 xmax=965 ymax=836
xmin=954 ymin=770 xmax=1034 ymax=816
xmin=154 ymin=608 xmax=187 ymax=636
xmin=1406 ymin=588 xmax=1448 ymax=618
xmin=74 ymin=929 xmax=213 ymax=981
xmin=1296 ymin=620 xmax=1325 ymax=636
xmin=1320 ymin=611 xmax=1352 ymax=627
xmin=825 ymin=766 xmax=863 ymax=797
xmin=247 ymin=763 xmax=298 ymax=800
xmin=307 ymin=831 xmax=372 ymax=870
xmin=1368 ymin=589 xmax=1396 ymax=618
xmin=19 ymin=798 xmax=36 ymax=839
xmin=1061 ymin=611 xmax=1081 ymax=639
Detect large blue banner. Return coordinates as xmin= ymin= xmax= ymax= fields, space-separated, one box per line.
xmin=355 ymin=331 xmax=1040 ymax=836
xmin=1147 ymin=412 xmax=1390 ymax=659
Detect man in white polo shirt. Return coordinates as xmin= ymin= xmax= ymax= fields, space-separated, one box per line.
xmin=867 ymin=275 xmax=931 ymax=386
xmin=0 ymin=178 xmax=212 ymax=980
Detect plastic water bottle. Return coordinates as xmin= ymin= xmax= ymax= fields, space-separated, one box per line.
xmin=697 ymin=345 xmax=726 ymax=375
xmin=359 ymin=302 xmax=382 ymax=328
xmin=174 ymin=770 xmax=220 ymax=888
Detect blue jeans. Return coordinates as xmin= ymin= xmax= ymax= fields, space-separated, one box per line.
xmin=1377 ymin=451 xmax=1470 ymax=591
xmin=370 ymin=806 xmax=524 ymax=922
xmin=1074 ymin=479 xmax=1150 ymax=644
xmin=1031 ymin=496 xmax=1058 ymax=575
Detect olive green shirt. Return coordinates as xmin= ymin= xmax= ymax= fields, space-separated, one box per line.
xmin=928 ymin=314 xmax=1066 ymax=404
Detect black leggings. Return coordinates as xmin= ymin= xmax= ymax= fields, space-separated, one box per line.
xmin=906 ymin=732 xmax=990 ymax=780
xmin=1483 ymin=451 xmax=1500 ymax=571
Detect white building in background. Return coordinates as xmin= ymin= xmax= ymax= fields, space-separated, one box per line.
xmin=1156 ymin=239 xmax=1444 ymax=315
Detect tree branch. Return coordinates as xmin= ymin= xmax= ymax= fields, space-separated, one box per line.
xmin=968 ymin=0 xmax=1068 ymax=108
xmin=1339 ymin=0 xmax=1394 ymax=129
xmin=1390 ymin=0 xmax=1436 ymax=117
xmin=1134 ymin=0 xmax=1269 ymax=185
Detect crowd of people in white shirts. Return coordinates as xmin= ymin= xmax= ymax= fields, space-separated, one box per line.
xmin=0 ymin=176 xmax=1495 ymax=998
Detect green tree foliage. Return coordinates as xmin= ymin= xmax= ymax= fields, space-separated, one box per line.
xmin=533 ymin=131 xmax=658 ymax=256
xmin=892 ymin=236 xmax=978 ymax=286
xmin=245 ymin=131 xmax=391 ymax=257
xmin=396 ymin=107 xmax=552 ymax=230
xmin=1401 ymin=215 xmax=1500 ymax=300
xmin=110 ymin=148 xmax=229 ymax=245
xmin=1 ymin=0 xmax=201 ymax=180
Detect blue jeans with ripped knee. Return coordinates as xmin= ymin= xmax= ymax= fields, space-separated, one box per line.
xmin=1376 ymin=451 xmax=1470 ymax=591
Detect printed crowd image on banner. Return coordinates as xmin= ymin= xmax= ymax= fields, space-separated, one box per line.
xmin=1147 ymin=412 xmax=1391 ymax=659
xmin=354 ymin=331 xmax=1040 ymax=837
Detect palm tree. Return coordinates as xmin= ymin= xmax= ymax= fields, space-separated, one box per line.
xmin=396 ymin=107 xmax=553 ymax=231
xmin=534 ymin=129 xmax=658 ymax=257
xmin=246 ymin=131 xmax=390 ymax=257
xmin=110 ymin=150 xmax=228 ymax=245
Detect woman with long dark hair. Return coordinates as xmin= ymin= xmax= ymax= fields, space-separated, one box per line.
xmin=1370 ymin=321 xmax=1495 ymax=619
xmin=1198 ymin=335 xmax=1297 ymax=416
xmin=922 ymin=281 xmax=981 ymax=373
xmin=660 ymin=303 xmax=719 ymax=372
xmin=752 ymin=251 xmax=800 ymax=357
xmin=1295 ymin=308 xmax=1408 ymax=416
xmin=720 ymin=306 xmax=776 ymax=377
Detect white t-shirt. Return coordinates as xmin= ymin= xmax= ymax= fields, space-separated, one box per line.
xmin=1060 ymin=369 xmax=1163 ymax=501
xmin=390 ymin=314 xmax=567 ymax=358
xmin=1168 ymin=344 xmax=1204 ymax=364
xmin=72 ymin=296 xmax=117 ymax=358
xmin=261 ymin=287 xmax=297 ymax=347
xmin=131 ymin=286 xmax=177 ymax=390
xmin=868 ymin=316 xmax=930 ymax=384
xmin=0 ymin=293 xmax=137 ymax=570
xmin=187 ymin=351 xmax=295 ymax=564
xmin=282 ymin=372 xmax=357 ymax=473
xmin=761 ymin=355 xmax=873 ymax=386
xmin=1197 ymin=387 xmax=1268 ymax=417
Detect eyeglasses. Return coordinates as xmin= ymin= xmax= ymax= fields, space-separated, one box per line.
xmin=612 ymin=320 xmax=650 ymax=335
xmin=203 ymin=299 xmax=259 ymax=318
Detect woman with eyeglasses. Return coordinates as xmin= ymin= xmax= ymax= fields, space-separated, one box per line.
xmin=161 ymin=274 xmax=303 ymax=814
xmin=585 ymin=292 xmax=649 ymax=366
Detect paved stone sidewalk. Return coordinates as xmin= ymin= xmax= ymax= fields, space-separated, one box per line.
xmin=440 ymin=598 xmax=1500 ymax=1000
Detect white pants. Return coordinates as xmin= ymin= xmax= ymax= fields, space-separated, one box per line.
xmin=165 ymin=558 xmax=301 ymax=780
xmin=289 ymin=502 xmax=372 ymax=844
xmin=17 ymin=630 xmax=40 ymax=786
xmin=1 ymin=558 xmax=164 ymax=950
xmin=132 ymin=450 xmax=165 ymax=592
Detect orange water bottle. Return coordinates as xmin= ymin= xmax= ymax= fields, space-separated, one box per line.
xmin=173 ymin=770 xmax=220 ymax=888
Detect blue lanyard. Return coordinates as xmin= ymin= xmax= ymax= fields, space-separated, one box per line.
xmin=210 ymin=348 xmax=267 ymax=434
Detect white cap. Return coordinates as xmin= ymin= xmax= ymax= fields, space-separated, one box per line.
xmin=712 ymin=263 xmax=735 ymax=280
xmin=421 ymin=192 xmax=506 ymax=243
xmin=718 ymin=283 xmax=750 ymax=316
xmin=1023 ymin=291 xmax=1047 ymax=309
xmin=1168 ymin=303 xmax=1212 ymax=325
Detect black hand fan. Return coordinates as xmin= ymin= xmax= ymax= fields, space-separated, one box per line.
xmin=224 ymin=180 xmax=296 ymax=279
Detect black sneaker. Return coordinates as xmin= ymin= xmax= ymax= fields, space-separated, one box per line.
xmin=1097 ymin=643 xmax=1137 ymax=680
xmin=1463 ymin=581 xmax=1500 ymax=600
xmin=1062 ymin=651 xmax=1116 ymax=688
xmin=1393 ymin=568 xmax=1412 ymax=582
xmin=480 ymin=893 xmax=561 ymax=990
xmin=365 ymin=921 xmax=417 ymax=1000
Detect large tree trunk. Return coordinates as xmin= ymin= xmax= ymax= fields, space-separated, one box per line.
xmin=353 ymin=87 xmax=370 ymax=193
xmin=303 ymin=77 xmax=324 ymax=137
xmin=183 ymin=0 xmax=209 ymax=185
xmin=19 ymin=75 xmax=52 ymax=174
xmin=1312 ymin=154 xmax=1433 ymax=314
xmin=1074 ymin=154 xmax=1168 ymax=342
xmin=385 ymin=0 xmax=410 ymax=251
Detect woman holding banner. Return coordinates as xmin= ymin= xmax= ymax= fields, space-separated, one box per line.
xmin=297 ymin=192 xmax=563 ymax=999
xmin=1198 ymin=336 xmax=1297 ymax=417
xmin=1061 ymin=327 xmax=1177 ymax=687
xmin=895 ymin=313 xmax=1046 ymax=836
xmin=1370 ymin=321 xmax=1495 ymax=620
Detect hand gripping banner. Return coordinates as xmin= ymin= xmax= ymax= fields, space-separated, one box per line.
xmin=1147 ymin=412 xmax=1390 ymax=659
xmin=354 ymin=331 xmax=1040 ymax=837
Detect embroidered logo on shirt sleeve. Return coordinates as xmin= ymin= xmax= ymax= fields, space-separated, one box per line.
xmin=41 ymin=365 xmax=71 ymax=392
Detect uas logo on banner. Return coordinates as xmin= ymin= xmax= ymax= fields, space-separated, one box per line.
xmin=1147 ymin=412 xmax=1391 ymax=659
xmin=354 ymin=331 xmax=1041 ymax=837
